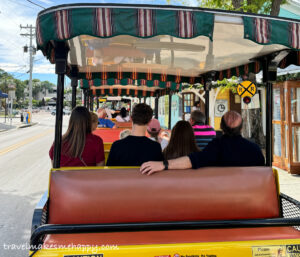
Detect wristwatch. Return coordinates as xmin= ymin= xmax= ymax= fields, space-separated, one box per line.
xmin=163 ymin=159 xmax=169 ymax=170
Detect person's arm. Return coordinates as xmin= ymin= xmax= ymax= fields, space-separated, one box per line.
xmin=105 ymin=108 xmax=112 ymax=119
xmin=140 ymin=156 xmax=192 ymax=175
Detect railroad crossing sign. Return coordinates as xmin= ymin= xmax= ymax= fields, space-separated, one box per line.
xmin=237 ymin=81 xmax=256 ymax=98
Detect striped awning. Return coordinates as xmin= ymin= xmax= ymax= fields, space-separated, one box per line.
xmin=80 ymin=79 xmax=181 ymax=97
xmin=36 ymin=5 xmax=214 ymax=49
xmin=36 ymin=4 xmax=300 ymax=85
xmin=244 ymin=17 xmax=300 ymax=50
xmin=89 ymin=85 xmax=161 ymax=97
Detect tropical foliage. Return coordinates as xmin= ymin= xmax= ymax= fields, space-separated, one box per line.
xmin=0 ymin=68 xmax=56 ymax=107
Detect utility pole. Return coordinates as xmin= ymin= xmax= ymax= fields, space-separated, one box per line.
xmin=4 ymin=79 xmax=7 ymax=123
xmin=20 ymin=24 xmax=35 ymax=118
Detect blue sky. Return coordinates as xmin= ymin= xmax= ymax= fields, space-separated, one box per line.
xmin=0 ymin=0 xmax=196 ymax=86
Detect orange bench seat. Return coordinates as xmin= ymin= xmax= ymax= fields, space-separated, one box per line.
xmin=40 ymin=166 xmax=300 ymax=251
xmin=48 ymin=167 xmax=280 ymax=224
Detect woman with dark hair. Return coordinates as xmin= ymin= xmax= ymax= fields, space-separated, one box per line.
xmin=49 ymin=106 xmax=105 ymax=167
xmin=116 ymin=107 xmax=130 ymax=122
xmin=163 ymin=120 xmax=199 ymax=160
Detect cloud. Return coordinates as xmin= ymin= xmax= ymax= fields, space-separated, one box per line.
xmin=1 ymin=0 xmax=196 ymax=79
xmin=37 ymin=0 xmax=53 ymax=4
xmin=0 ymin=0 xmax=40 ymax=75
xmin=33 ymin=61 xmax=55 ymax=74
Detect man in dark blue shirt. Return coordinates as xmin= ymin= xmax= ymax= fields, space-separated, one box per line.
xmin=140 ymin=111 xmax=265 ymax=175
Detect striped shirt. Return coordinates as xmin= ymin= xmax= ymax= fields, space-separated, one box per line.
xmin=192 ymin=124 xmax=216 ymax=150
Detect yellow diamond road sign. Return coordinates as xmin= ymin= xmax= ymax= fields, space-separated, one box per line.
xmin=237 ymin=81 xmax=256 ymax=98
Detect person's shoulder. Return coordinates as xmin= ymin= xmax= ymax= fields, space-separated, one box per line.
xmin=87 ymin=133 xmax=103 ymax=143
xmin=145 ymin=137 xmax=162 ymax=149
xmin=240 ymin=137 xmax=262 ymax=149
xmin=111 ymin=137 xmax=127 ymax=146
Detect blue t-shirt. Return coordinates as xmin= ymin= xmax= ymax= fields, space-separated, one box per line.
xmin=98 ymin=118 xmax=115 ymax=128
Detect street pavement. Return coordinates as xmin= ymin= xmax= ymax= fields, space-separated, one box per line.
xmin=0 ymin=112 xmax=68 ymax=257
xmin=0 ymin=112 xmax=299 ymax=257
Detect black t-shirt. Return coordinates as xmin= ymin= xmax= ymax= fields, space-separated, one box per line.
xmin=106 ymin=136 xmax=163 ymax=166
xmin=188 ymin=135 xmax=265 ymax=168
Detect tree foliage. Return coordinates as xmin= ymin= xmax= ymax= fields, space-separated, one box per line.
xmin=0 ymin=68 xmax=56 ymax=107
xmin=168 ymin=0 xmax=286 ymax=16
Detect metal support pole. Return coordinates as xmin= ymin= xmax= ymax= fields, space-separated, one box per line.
xmin=266 ymin=81 xmax=273 ymax=166
xmin=155 ymin=95 xmax=159 ymax=119
xmin=53 ymin=74 xmax=65 ymax=168
xmin=97 ymin=97 xmax=99 ymax=110
xmin=70 ymin=66 xmax=78 ymax=110
xmin=262 ymin=58 xmax=274 ymax=167
xmin=204 ymin=79 xmax=210 ymax=125
xmin=53 ymin=42 xmax=69 ymax=169
xmin=168 ymin=92 xmax=172 ymax=129
xmin=71 ymin=78 xmax=77 ymax=109
xmin=87 ymin=94 xmax=90 ymax=110
xmin=87 ymin=94 xmax=91 ymax=111
xmin=90 ymin=94 xmax=94 ymax=112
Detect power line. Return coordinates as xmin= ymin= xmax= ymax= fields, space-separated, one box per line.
xmin=25 ymin=0 xmax=45 ymax=9
xmin=14 ymin=73 xmax=28 ymax=79
xmin=7 ymin=0 xmax=41 ymax=11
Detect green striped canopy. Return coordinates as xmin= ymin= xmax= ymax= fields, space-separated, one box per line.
xmin=36 ymin=4 xmax=300 ymax=86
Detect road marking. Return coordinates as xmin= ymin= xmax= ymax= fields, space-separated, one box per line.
xmin=0 ymin=129 xmax=53 ymax=156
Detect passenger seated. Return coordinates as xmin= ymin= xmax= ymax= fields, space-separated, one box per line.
xmin=106 ymin=103 xmax=163 ymax=166
xmin=116 ymin=107 xmax=130 ymax=122
xmin=98 ymin=104 xmax=115 ymax=119
xmin=163 ymin=120 xmax=199 ymax=160
xmin=141 ymin=111 xmax=265 ymax=175
xmin=97 ymin=108 xmax=116 ymax=129
xmin=190 ymin=110 xmax=216 ymax=150
xmin=90 ymin=112 xmax=98 ymax=132
xmin=147 ymin=118 xmax=168 ymax=150
xmin=49 ymin=106 xmax=105 ymax=167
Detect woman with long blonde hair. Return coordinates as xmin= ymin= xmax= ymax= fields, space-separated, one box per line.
xmin=49 ymin=106 xmax=105 ymax=167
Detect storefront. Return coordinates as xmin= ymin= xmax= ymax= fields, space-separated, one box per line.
xmin=273 ymin=80 xmax=300 ymax=174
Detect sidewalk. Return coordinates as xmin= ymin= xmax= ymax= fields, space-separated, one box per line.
xmin=0 ymin=117 xmax=37 ymax=132
xmin=276 ymin=167 xmax=300 ymax=201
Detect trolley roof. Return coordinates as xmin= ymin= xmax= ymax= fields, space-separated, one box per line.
xmin=36 ymin=3 xmax=300 ymax=88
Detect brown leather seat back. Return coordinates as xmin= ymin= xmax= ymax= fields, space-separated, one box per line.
xmin=115 ymin=121 xmax=132 ymax=128
xmin=48 ymin=167 xmax=280 ymax=224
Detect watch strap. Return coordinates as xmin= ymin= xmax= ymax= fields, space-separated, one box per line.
xmin=163 ymin=159 xmax=169 ymax=170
